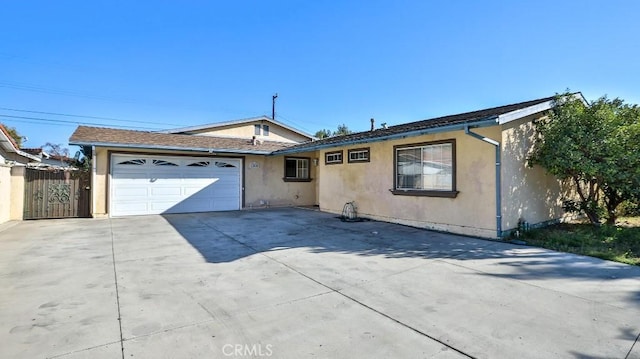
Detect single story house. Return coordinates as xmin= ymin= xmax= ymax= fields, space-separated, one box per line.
xmin=0 ymin=125 xmax=41 ymax=224
xmin=69 ymin=96 xmax=580 ymax=238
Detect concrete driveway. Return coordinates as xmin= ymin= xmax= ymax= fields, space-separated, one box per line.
xmin=1 ymin=208 xmax=639 ymax=359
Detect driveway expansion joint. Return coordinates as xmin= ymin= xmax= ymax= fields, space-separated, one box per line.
xmin=626 ymin=330 xmax=640 ymax=359
xmin=108 ymin=219 xmax=125 ymax=359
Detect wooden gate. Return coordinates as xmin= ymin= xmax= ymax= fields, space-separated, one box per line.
xmin=23 ymin=168 xmax=91 ymax=219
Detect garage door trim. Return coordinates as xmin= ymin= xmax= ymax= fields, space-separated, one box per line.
xmin=108 ymin=152 xmax=245 ymax=216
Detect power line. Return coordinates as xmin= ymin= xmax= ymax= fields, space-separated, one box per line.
xmin=0 ymin=107 xmax=184 ymax=127
xmin=0 ymin=80 xmax=149 ymax=104
xmin=0 ymin=79 xmax=258 ymax=117
xmin=0 ymin=114 xmax=164 ymax=130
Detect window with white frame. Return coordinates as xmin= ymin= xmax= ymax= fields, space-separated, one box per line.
xmin=263 ymin=124 xmax=270 ymax=136
xmin=284 ymin=157 xmax=311 ymax=181
xmin=325 ymin=151 xmax=343 ymax=165
xmin=254 ymin=124 xmax=261 ymax=135
xmin=393 ymin=140 xmax=457 ymax=197
xmin=348 ymin=148 xmax=370 ymax=163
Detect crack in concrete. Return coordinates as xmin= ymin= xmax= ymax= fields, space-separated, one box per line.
xmin=121 ymin=318 xmax=217 ymax=342
xmin=45 ymin=340 xmax=122 ymax=358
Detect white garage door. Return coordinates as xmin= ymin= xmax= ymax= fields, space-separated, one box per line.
xmin=110 ymin=154 xmax=242 ymax=216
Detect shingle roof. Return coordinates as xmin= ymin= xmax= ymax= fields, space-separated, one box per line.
xmin=274 ymin=96 xmax=556 ymax=154
xmin=69 ymin=126 xmax=294 ymax=154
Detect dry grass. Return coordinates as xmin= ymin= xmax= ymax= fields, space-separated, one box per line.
xmin=518 ymin=218 xmax=640 ymax=266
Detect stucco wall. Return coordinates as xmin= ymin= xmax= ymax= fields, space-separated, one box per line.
xmin=0 ymin=164 xmax=10 ymax=224
xmin=92 ymin=147 xmax=317 ymax=216
xmin=244 ymin=152 xmax=317 ymax=208
xmin=9 ymin=166 xmax=25 ymax=221
xmin=500 ymin=115 xmax=575 ymax=232
xmin=186 ymin=122 xmax=310 ymax=144
xmin=317 ymin=128 xmax=501 ymax=238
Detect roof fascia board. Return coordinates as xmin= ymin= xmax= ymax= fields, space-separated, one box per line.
xmin=161 ymin=116 xmax=316 ymax=139
xmin=0 ymin=131 xmax=41 ymax=161
xmin=68 ymin=141 xmax=273 ymax=155
xmin=15 ymin=150 xmax=42 ymax=161
xmin=498 ymin=93 xmax=588 ymax=125
xmin=497 ymin=101 xmax=553 ymax=125
xmin=160 ymin=116 xmax=270 ymax=134
xmin=273 ymin=117 xmax=498 ymax=156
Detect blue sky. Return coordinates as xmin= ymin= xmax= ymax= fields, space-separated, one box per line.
xmin=1 ymin=1 xmax=639 ymax=151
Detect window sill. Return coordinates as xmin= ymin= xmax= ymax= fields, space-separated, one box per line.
xmin=283 ymin=178 xmax=313 ymax=182
xmin=390 ymin=189 xmax=459 ymax=198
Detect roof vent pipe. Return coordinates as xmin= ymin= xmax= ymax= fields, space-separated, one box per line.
xmin=370 ymin=118 xmax=375 ymax=131
xmin=252 ymin=136 xmax=258 ymax=146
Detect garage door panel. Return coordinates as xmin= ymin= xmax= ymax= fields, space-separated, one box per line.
xmin=150 ymin=186 xmax=183 ymax=196
xmin=112 ymin=202 xmax=150 ymax=214
xmin=112 ymin=172 xmax=151 ymax=180
xmin=111 ymin=155 xmax=241 ymax=216
xmin=212 ymin=199 xmax=240 ymax=211
xmin=112 ymin=186 xmax=149 ymax=198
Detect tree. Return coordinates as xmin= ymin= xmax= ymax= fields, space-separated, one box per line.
xmin=528 ymin=92 xmax=640 ymax=225
xmin=314 ymin=124 xmax=353 ymax=139
xmin=333 ymin=124 xmax=352 ymax=136
xmin=1 ymin=123 xmax=23 ymax=147
xmin=314 ymin=129 xmax=332 ymax=139
xmin=43 ymin=142 xmax=70 ymax=158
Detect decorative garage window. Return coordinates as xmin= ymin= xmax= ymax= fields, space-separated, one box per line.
xmin=118 ymin=159 xmax=146 ymax=165
xmin=325 ymin=151 xmax=343 ymax=165
xmin=392 ymin=140 xmax=458 ymax=198
xmin=215 ymin=161 xmax=237 ymax=168
xmin=187 ymin=161 xmax=210 ymax=167
xmin=153 ymin=159 xmax=178 ymax=166
xmin=284 ymin=157 xmax=311 ymax=182
xmin=348 ymin=148 xmax=370 ymax=163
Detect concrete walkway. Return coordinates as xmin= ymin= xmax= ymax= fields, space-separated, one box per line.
xmin=0 ymin=208 xmax=639 ymax=358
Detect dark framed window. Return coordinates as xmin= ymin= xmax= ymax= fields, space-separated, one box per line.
xmin=348 ymin=148 xmax=370 ymax=163
xmin=284 ymin=157 xmax=311 ymax=182
xmin=263 ymin=124 xmax=270 ymax=136
xmin=325 ymin=150 xmax=343 ymax=165
xmin=254 ymin=124 xmax=261 ymax=135
xmin=392 ymin=139 xmax=458 ymax=198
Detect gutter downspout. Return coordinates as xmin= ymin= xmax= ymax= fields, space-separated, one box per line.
xmin=464 ymin=125 xmax=502 ymax=238
xmin=91 ymin=145 xmax=96 ymax=218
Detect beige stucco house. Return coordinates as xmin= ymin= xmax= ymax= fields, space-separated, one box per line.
xmin=0 ymin=125 xmax=41 ymax=224
xmin=69 ymin=96 xmax=579 ymax=238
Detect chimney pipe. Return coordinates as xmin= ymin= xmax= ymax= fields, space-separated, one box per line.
xmin=370 ymin=118 xmax=375 ymax=131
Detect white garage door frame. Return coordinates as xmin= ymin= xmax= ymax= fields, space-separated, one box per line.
xmin=109 ymin=153 xmax=244 ymax=216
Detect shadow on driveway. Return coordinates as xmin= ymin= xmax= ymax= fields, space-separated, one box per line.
xmin=160 ymin=207 xmax=640 ymax=293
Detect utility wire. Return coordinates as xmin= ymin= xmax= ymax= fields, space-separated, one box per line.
xmin=0 ymin=107 xmax=184 ymax=127
xmin=0 ymin=81 xmax=148 ymax=104
xmin=0 ymin=114 xmax=164 ymax=130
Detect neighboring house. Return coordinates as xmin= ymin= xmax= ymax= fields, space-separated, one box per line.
xmin=21 ymin=148 xmax=75 ymax=169
xmin=0 ymin=125 xmax=41 ymax=224
xmin=69 ymin=96 xmax=580 ymax=238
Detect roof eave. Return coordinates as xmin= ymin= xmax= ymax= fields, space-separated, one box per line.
xmin=161 ymin=116 xmax=316 ymax=140
xmin=0 ymin=133 xmax=41 ymax=162
xmin=497 ymin=92 xmax=587 ymax=125
xmin=272 ymin=117 xmax=499 ymax=156
xmin=68 ymin=141 xmax=275 ymax=155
